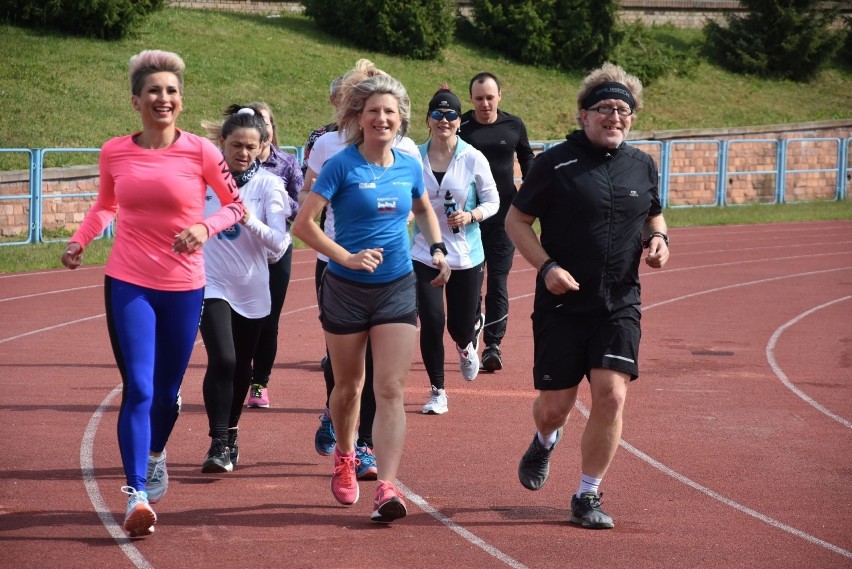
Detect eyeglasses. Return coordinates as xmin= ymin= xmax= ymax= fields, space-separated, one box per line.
xmin=586 ymin=105 xmax=633 ymax=117
xmin=430 ymin=109 xmax=459 ymax=122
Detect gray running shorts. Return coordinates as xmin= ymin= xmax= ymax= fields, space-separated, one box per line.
xmin=319 ymin=270 xmax=417 ymax=334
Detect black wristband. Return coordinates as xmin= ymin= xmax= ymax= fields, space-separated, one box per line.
xmin=430 ymin=242 xmax=448 ymax=256
xmin=643 ymin=232 xmax=668 ymax=248
xmin=539 ymin=258 xmax=557 ymax=277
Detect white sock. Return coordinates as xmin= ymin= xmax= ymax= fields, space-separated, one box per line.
xmin=536 ymin=430 xmax=558 ymax=449
xmin=576 ymin=473 xmax=602 ymax=498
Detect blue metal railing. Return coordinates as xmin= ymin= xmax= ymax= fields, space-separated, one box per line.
xmin=2 ymin=138 xmax=849 ymax=245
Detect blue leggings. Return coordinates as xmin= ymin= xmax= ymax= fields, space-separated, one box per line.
xmin=104 ymin=277 xmax=203 ymax=492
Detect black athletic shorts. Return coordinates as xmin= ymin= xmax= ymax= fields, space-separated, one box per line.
xmin=532 ymin=305 xmax=641 ymax=390
xmin=319 ymin=270 xmax=417 ymax=334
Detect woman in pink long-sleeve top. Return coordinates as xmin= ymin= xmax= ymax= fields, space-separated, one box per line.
xmin=60 ymin=49 xmax=244 ymax=539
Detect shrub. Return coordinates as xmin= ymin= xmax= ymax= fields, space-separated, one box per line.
xmin=469 ymin=0 xmax=617 ymax=72
xmin=610 ymin=22 xmax=699 ymax=85
xmin=1 ymin=0 xmax=163 ymax=39
xmin=302 ymin=0 xmax=455 ymax=60
xmin=703 ymin=0 xmax=844 ymax=82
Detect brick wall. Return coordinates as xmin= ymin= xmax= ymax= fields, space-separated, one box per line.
xmin=627 ymin=120 xmax=852 ymax=205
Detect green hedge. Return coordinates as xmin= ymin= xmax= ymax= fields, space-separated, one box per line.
xmin=1 ymin=0 xmax=164 ymax=39
xmin=302 ymin=0 xmax=455 ymax=60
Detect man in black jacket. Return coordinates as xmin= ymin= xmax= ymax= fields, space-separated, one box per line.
xmin=459 ymin=72 xmax=535 ymax=372
xmin=506 ymin=63 xmax=669 ymax=529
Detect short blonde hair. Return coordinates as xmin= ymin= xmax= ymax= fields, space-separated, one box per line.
xmin=128 ymin=50 xmax=185 ymax=96
xmin=574 ymin=62 xmax=644 ymax=128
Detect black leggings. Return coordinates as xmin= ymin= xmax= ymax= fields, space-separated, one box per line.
xmin=480 ymin=222 xmax=515 ymax=346
xmin=414 ymin=260 xmax=484 ymax=390
xmin=252 ymin=244 xmax=293 ymax=387
xmin=200 ymin=298 xmax=264 ymax=441
xmin=314 ymin=258 xmax=376 ymax=447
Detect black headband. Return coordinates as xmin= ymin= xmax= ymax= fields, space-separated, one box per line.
xmin=582 ymin=81 xmax=635 ymax=110
xmin=428 ymin=90 xmax=462 ymax=115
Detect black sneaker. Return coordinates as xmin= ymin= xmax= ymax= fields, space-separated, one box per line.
xmin=570 ymin=492 xmax=615 ymax=529
xmin=480 ymin=344 xmax=503 ymax=372
xmin=518 ymin=428 xmax=562 ymax=490
xmin=227 ymin=428 xmax=239 ymax=467
xmin=201 ymin=438 xmax=233 ymax=473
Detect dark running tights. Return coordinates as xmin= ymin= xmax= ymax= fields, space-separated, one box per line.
xmin=200 ymin=298 xmax=264 ymax=441
xmin=252 ymin=244 xmax=293 ymax=387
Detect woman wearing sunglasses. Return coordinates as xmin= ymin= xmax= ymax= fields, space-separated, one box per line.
xmin=411 ymin=87 xmax=499 ymax=415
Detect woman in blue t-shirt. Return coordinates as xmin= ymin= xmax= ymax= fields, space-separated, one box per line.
xmin=293 ymin=73 xmax=450 ymax=524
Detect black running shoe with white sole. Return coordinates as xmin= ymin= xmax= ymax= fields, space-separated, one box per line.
xmin=570 ymin=492 xmax=615 ymax=529
xmin=201 ymin=438 xmax=233 ymax=473
xmin=518 ymin=428 xmax=562 ymax=490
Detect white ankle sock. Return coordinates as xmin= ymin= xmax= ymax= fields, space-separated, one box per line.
xmin=576 ymin=473 xmax=602 ymax=498
xmin=536 ymin=430 xmax=558 ymax=448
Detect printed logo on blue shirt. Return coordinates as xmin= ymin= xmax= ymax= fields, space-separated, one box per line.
xmin=359 ymin=182 xmax=377 ymax=189
xmin=377 ymin=197 xmax=398 ymax=212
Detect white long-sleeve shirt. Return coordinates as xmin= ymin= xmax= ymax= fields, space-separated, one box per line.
xmin=203 ymin=168 xmax=290 ymax=318
xmin=411 ymin=137 xmax=499 ymax=269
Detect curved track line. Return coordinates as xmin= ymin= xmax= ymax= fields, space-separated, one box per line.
xmin=572 ymin=401 xmax=852 ymax=559
xmin=81 ymin=385 xmax=154 ymax=569
xmin=55 ymin=259 xmax=851 ymax=566
xmin=765 ymin=295 xmax=852 ymax=429
xmin=643 ymin=266 xmax=851 ymax=310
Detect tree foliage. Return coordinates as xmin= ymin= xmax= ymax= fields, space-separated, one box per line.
xmin=703 ymin=0 xmax=844 ymax=82
xmin=469 ymin=0 xmax=617 ymax=72
xmin=302 ymin=0 xmax=455 ymax=60
xmin=1 ymin=0 xmax=164 ymax=39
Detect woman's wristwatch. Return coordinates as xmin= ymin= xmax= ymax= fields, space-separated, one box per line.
xmin=430 ymin=242 xmax=448 ymax=256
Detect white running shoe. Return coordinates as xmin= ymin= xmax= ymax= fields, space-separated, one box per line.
xmin=121 ymin=486 xmax=156 ymax=538
xmin=422 ymin=386 xmax=448 ymax=415
xmin=457 ymin=341 xmax=480 ymax=381
xmin=145 ymin=451 xmax=168 ymax=504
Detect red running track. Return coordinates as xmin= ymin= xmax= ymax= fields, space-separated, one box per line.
xmin=1 ymin=220 xmax=850 ymax=569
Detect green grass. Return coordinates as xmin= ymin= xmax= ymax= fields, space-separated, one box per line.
xmin=1 ymin=8 xmax=849 ymax=274
xmin=2 ymin=200 xmax=849 ymax=274
xmin=1 ymin=8 xmax=851 ymax=167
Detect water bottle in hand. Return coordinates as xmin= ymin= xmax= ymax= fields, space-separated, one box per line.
xmin=444 ymin=190 xmax=459 ymax=234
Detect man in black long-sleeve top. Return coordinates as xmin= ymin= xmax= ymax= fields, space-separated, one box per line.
xmin=459 ymin=72 xmax=535 ymax=372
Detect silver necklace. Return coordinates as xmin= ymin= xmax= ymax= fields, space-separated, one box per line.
xmin=361 ymin=150 xmax=392 ymax=181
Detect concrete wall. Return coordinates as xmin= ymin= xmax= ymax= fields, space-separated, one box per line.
xmin=167 ymin=1 xmax=850 ymax=28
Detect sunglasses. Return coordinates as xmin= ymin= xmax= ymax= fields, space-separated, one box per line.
xmin=430 ymin=109 xmax=459 ymax=122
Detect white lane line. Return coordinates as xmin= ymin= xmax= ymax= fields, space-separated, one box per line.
xmin=643 ymin=266 xmax=852 ymax=310
xmin=765 ymin=295 xmax=852 ymax=429
xmin=0 ymin=284 xmax=101 ymax=302
xmin=27 ymin=253 xmax=847 ymax=567
xmin=572 ymin=401 xmax=852 ymax=559
xmin=0 ymin=314 xmax=104 ymax=344
xmin=80 ymin=384 xmax=154 ymax=569
xmin=395 ymin=480 xmax=529 ymax=569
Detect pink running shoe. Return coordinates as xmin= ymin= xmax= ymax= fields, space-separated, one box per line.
xmin=247 ymin=383 xmax=269 ymax=408
xmin=371 ymin=480 xmax=407 ymax=523
xmin=331 ymin=447 xmax=360 ymax=505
